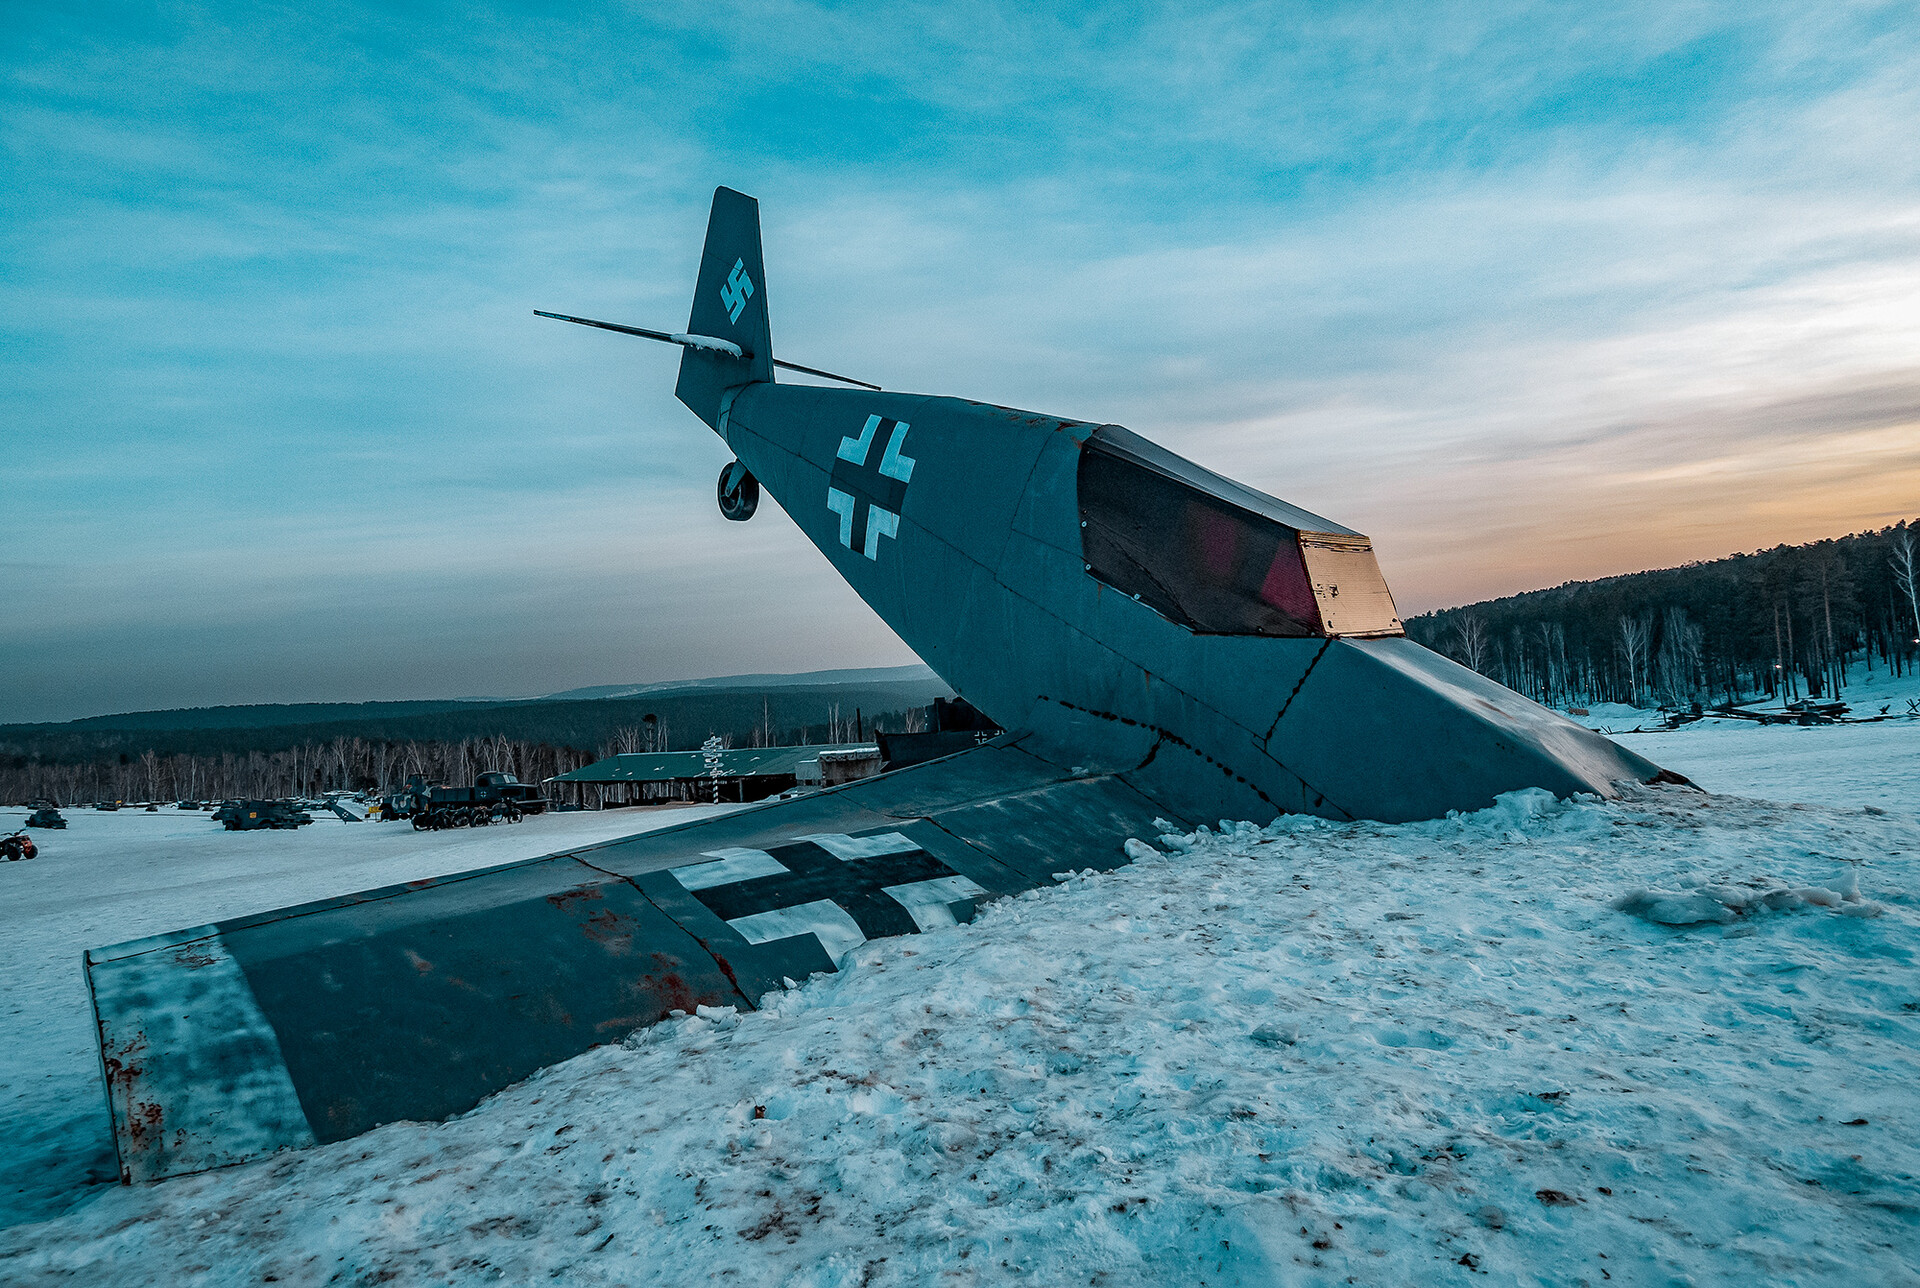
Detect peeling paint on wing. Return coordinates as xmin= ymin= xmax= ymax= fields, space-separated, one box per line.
xmin=86 ymin=934 xmax=316 ymax=1183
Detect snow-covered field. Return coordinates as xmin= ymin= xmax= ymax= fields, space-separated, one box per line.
xmin=1591 ymin=667 xmax=1920 ymax=812
xmin=1612 ymin=720 xmax=1918 ymax=813
xmin=0 ymin=803 xmax=744 ymax=1230
xmin=2 ymin=724 xmax=1917 ymax=1286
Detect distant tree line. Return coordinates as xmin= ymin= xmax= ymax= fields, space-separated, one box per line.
xmin=1405 ymin=521 xmax=1920 ymax=710
xmin=0 ymin=701 xmax=933 ymax=807
xmin=2 ymin=736 xmax=597 ymax=810
xmin=0 ymin=679 xmax=949 ymax=766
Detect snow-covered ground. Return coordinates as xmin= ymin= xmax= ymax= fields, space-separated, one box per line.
xmin=1579 ymin=665 xmax=1920 ymax=812
xmin=1612 ymin=721 xmax=1918 ymax=813
xmin=2 ymin=739 xmax=1918 ymax=1285
xmin=0 ymin=803 xmax=744 ymax=1230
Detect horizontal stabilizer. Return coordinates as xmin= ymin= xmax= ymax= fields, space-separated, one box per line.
xmin=535 ymin=310 xmax=877 ymax=389
xmin=534 ymin=311 xmax=741 ymax=356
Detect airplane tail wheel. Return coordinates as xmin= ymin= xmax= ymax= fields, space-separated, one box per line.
xmin=717 ymin=460 xmax=759 ymax=521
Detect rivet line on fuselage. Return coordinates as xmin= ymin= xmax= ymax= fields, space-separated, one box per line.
xmin=1035 ymin=695 xmax=1279 ymax=811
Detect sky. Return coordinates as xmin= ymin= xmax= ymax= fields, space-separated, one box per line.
xmin=3 ymin=1 xmax=1917 ymax=723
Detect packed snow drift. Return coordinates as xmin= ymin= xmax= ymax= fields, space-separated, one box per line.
xmin=2 ymin=720 xmax=1916 ymax=1285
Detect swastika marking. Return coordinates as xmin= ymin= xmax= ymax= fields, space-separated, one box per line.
xmin=720 ymin=258 xmax=754 ymax=325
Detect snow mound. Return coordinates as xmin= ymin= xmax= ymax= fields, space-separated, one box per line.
xmin=3 ymin=787 xmax=1918 ymax=1286
xmin=1611 ymin=881 xmax=1884 ymax=926
xmin=1611 ymin=886 xmax=1740 ymax=925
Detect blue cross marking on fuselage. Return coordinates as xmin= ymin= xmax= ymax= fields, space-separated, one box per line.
xmin=827 ymin=415 xmax=914 ymax=559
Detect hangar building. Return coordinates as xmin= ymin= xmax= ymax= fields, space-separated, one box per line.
xmin=547 ymin=743 xmax=880 ymax=805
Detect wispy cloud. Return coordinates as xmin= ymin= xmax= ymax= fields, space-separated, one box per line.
xmin=2 ymin=0 xmax=1916 ymax=719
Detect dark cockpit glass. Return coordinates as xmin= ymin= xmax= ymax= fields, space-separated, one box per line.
xmin=1077 ymin=437 xmax=1323 ymax=637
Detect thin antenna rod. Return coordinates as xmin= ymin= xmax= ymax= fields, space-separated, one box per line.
xmin=535 ymin=310 xmax=882 ymax=391
xmin=770 ymin=358 xmax=883 ymax=391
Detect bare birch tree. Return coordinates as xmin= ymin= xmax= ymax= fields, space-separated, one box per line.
xmin=1894 ymin=530 xmax=1920 ymax=642
xmin=1654 ymin=607 xmax=1703 ymax=706
xmin=1451 ymin=614 xmax=1490 ymax=675
xmin=1617 ymin=613 xmax=1651 ymax=706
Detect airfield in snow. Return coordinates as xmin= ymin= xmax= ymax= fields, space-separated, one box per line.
xmin=1 ymin=700 xmax=1916 ymax=1286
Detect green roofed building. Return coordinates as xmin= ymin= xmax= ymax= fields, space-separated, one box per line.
xmin=547 ymin=744 xmax=880 ymax=805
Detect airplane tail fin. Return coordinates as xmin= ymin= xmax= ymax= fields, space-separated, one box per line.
xmin=675 ymin=186 xmax=774 ymax=430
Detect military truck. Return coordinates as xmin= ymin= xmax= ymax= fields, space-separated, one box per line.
xmin=213 ymin=800 xmax=314 ymax=831
xmin=406 ymin=772 xmax=548 ymax=830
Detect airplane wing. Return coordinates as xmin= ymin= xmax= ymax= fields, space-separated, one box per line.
xmin=85 ymin=736 xmax=1172 ymax=1183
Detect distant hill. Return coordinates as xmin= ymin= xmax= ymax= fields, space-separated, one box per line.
xmin=46 ymin=699 xmax=500 ymax=734
xmin=536 ymin=664 xmax=938 ymax=702
xmin=0 ymin=672 xmax=953 ymax=765
xmin=33 ymin=665 xmax=941 ymax=732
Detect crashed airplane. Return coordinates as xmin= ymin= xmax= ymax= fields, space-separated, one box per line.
xmin=85 ymin=188 xmax=1672 ymax=1184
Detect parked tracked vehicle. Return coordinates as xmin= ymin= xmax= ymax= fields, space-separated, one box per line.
xmin=406 ymin=771 xmax=548 ymax=829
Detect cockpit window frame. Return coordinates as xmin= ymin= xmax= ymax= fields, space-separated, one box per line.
xmin=1074 ymin=426 xmax=1404 ymax=641
xmin=1077 ymin=430 xmax=1326 ymax=638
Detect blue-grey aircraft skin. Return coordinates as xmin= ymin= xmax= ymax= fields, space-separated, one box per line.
xmin=83 ymin=188 xmax=1671 ymax=1185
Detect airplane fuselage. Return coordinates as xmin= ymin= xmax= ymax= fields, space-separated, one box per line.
xmin=713 ymin=381 xmax=1659 ymax=823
